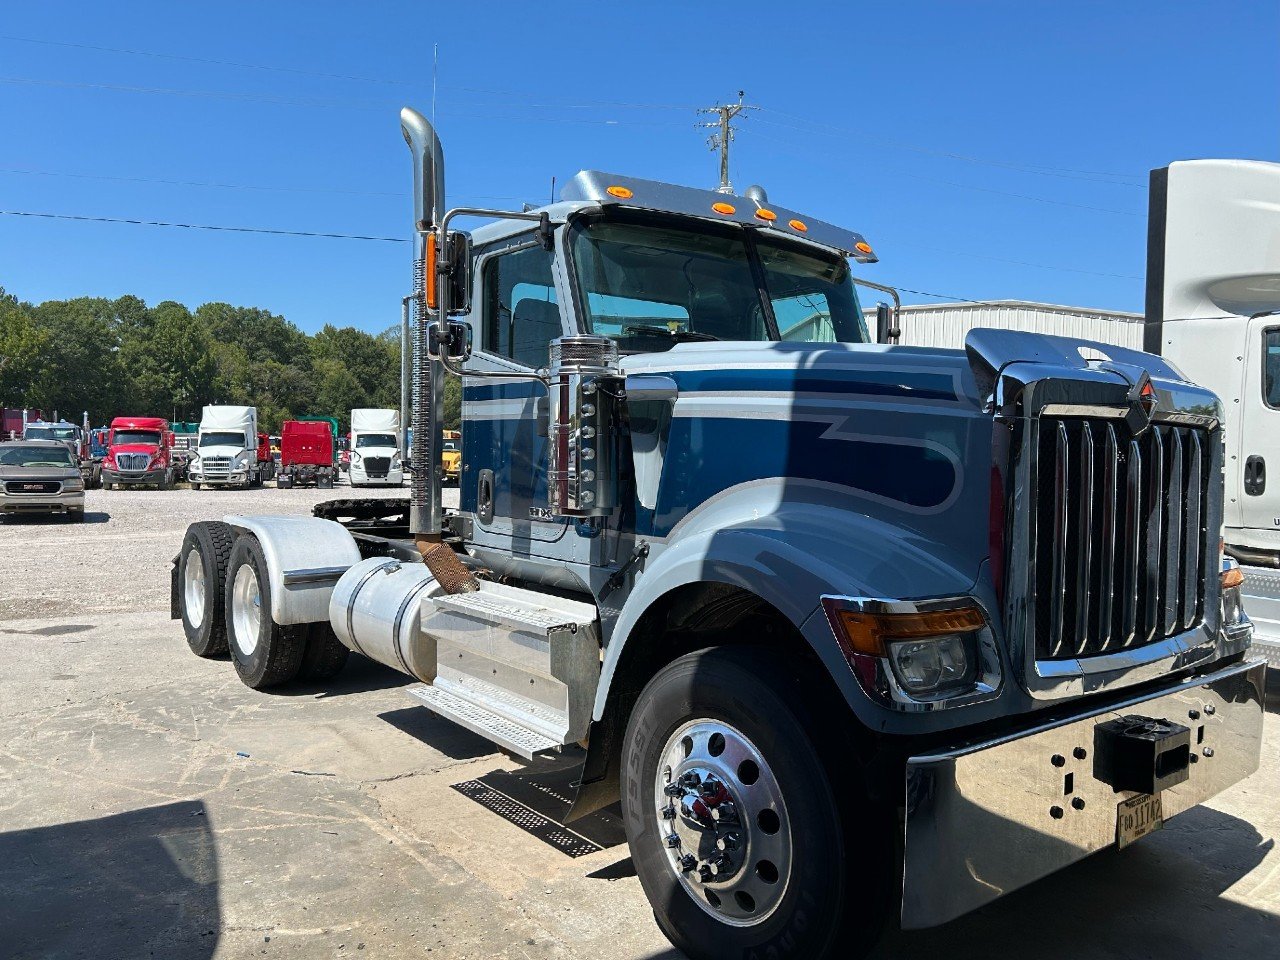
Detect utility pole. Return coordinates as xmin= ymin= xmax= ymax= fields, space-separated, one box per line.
xmin=697 ymin=91 xmax=756 ymax=194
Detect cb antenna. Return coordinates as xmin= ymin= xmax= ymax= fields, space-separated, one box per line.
xmin=697 ymin=90 xmax=757 ymax=194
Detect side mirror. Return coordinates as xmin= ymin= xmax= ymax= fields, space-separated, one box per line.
xmin=429 ymin=320 xmax=473 ymax=361
xmin=875 ymin=301 xmax=901 ymax=345
xmin=426 ymin=230 xmax=472 ymax=315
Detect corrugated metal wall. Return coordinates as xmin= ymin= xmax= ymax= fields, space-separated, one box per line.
xmin=893 ymin=300 xmax=1145 ymax=350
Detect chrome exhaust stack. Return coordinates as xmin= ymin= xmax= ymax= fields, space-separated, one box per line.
xmin=401 ymin=106 xmax=446 ymax=539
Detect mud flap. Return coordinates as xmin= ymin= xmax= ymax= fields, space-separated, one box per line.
xmin=170 ymin=554 xmax=181 ymax=620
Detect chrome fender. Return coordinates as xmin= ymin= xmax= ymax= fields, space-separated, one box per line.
xmin=224 ymin=515 xmax=361 ymax=625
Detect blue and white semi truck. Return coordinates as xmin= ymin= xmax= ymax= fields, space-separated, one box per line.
xmin=171 ymin=108 xmax=1266 ymax=959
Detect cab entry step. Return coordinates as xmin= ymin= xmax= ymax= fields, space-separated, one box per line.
xmin=406 ymin=683 xmax=560 ymax=760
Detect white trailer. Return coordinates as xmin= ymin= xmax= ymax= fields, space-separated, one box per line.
xmin=348 ymin=408 xmax=403 ymax=487
xmin=895 ymin=300 xmax=1144 ymax=349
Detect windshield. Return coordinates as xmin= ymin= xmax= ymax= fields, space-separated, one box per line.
xmin=0 ymin=445 xmax=75 ymax=467
xmin=356 ymin=434 xmax=397 ymax=449
xmin=25 ymin=426 xmax=77 ymax=441
xmin=113 ymin=430 xmax=161 ymax=446
xmin=199 ymin=431 xmax=246 ymax=448
xmin=570 ymin=217 xmax=868 ymax=353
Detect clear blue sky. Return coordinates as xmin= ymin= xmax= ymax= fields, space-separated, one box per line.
xmin=0 ymin=1 xmax=1275 ymax=334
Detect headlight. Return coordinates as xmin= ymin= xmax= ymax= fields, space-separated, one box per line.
xmin=886 ymin=634 xmax=976 ymax=693
xmin=64 ymin=478 xmax=85 ymax=491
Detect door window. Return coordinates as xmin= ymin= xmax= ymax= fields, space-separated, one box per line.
xmin=482 ymin=242 xmax=560 ymax=368
xmin=1263 ymin=328 xmax=1280 ymax=408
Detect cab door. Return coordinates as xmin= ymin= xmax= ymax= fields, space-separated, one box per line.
xmin=460 ymin=233 xmax=569 ymax=545
xmin=1238 ymin=320 xmax=1280 ymax=534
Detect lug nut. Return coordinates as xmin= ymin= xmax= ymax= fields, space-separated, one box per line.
xmin=698 ymin=865 xmax=715 ymax=882
xmin=679 ymin=772 xmax=701 ymax=788
xmin=663 ymin=783 xmax=683 ymax=798
xmin=721 ymin=832 xmax=741 ymax=850
xmin=661 ymin=805 xmax=677 ymax=820
xmin=665 ymin=833 xmax=681 ymax=849
xmin=679 ymin=854 xmax=696 ymax=872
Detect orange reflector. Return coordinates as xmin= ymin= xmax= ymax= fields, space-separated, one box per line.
xmin=754 ymin=208 xmax=777 ymax=222
xmin=855 ymin=241 xmax=873 ymax=255
xmin=712 ymin=201 xmax=736 ymax=215
xmin=607 ymin=185 xmax=633 ymax=199
xmin=424 ymin=231 xmax=438 ymax=310
xmin=788 ymin=219 xmax=808 ymax=232
xmin=1222 ymin=566 xmax=1245 ymax=590
xmin=823 ymin=602 xmax=986 ymax=657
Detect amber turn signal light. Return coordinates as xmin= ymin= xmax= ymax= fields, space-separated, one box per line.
xmin=423 ymin=231 xmax=438 ymax=310
xmin=712 ymin=201 xmax=736 ymax=215
xmin=1221 ymin=566 xmax=1245 ymax=590
xmin=823 ymin=602 xmax=986 ymax=657
xmin=606 ymin=185 xmax=633 ymax=199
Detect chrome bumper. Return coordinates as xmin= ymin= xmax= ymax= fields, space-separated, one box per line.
xmin=0 ymin=491 xmax=84 ymax=512
xmin=901 ymin=659 xmax=1266 ymax=929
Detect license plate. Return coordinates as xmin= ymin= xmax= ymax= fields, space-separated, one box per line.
xmin=1116 ymin=793 xmax=1164 ymax=849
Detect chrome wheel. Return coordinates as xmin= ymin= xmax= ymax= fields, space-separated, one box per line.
xmin=654 ymin=719 xmax=791 ymax=926
xmin=184 ymin=549 xmax=206 ymax=628
xmin=230 ymin=563 xmax=262 ymax=656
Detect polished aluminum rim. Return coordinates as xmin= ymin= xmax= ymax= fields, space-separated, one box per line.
xmin=183 ymin=549 xmax=206 ymax=628
xmin=654 ymin=719 xmax=791 ymax=926
xmin=231 ymin=563 xmax=262 ymax=656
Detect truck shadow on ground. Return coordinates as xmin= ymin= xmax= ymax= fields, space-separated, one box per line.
xmin=0 ymin=799 xmax=220 ymax=960
xmin=0 ymin=511 xmax=110 ymax=525
xmin=279 ymin=653 xmax=413 ymax=699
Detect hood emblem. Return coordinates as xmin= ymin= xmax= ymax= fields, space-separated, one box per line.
xmin=1125 ymin=373 xmax=1158 ymax=436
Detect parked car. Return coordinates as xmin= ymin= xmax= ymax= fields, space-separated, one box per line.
xmin=0 ymin=440 xmax=86 ymax=521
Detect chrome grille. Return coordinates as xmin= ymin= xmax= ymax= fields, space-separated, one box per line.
xmin=363 ymin=456 xmax=391 ymax=476
xmin=201 ymin=456 xmax=231 ymax=476
xmin=1031 ymin=416 xmax=1212 ymax=661
xmin=115 ymin=453 xmax=150 ymax=472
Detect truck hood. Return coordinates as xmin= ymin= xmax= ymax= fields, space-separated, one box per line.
xmin=0 ymin=464 xmax=80 ymax=481
xmin=195 ymin=445 xmax=248 ymax=458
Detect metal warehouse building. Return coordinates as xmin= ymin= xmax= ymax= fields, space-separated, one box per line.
xmin=893 ymin=299 xmax=1145 ymax=350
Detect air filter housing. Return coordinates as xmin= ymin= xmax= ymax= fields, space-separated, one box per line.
xmin=546 ymin=335 xmax=621 ymax=517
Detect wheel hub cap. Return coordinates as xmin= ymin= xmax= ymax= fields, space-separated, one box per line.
xmin=184 ymin=549 xmax=206 ymax=628
xmin=654 ymin=720 xmax=791 ymax=925
xmin=231 ymin=564 xmax=261 ymax=656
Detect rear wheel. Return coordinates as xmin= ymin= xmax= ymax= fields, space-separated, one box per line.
xmin=622 ymin=647 xmax=889 ymax=960
xmin=179 ymin=520 xmax=235 ymax=657
xmin=225 ymin=535 xmax=306 ymax=689
xmin=298 ymin=622 xmax=351 ymax=681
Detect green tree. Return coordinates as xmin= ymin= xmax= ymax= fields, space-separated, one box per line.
xmin=28 ymin=296 xmax=124 ymax=421
xmin=0 ymin=289 xmax=49 ymax=407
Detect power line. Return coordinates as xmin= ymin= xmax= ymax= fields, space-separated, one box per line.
xmin=0 ymin=209 xmax=408 ymax=242
xmin=697 ymin=92 xmax=757 ymax=193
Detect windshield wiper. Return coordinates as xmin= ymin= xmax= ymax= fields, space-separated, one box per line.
xmin=622 ymin=323 xmax=719 ymax=342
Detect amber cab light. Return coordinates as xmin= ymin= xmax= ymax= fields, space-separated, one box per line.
xmin=607 ymin=185 xmax=634 ymax=199
xmin=754 ymin=208 xmax=777 ymax=222
xmin=423 ymin=231 xmax=438 ymax=310
xmin=788 ymin=218 xmax=808 ymax=232
xmin=712 ymin=201 xmax=736 ymax=215
xmin=855 ymin=240 xmax=874 ymax=255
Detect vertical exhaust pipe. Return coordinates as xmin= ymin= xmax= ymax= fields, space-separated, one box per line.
xmin=400 ymin=106 xmax=478 ymax=594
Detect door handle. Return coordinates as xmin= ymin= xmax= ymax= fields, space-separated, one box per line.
xmin=477 ymin=468 xmax=495 ymax=524
xmin=1245 ymin=455 xmax=1266 ymax=496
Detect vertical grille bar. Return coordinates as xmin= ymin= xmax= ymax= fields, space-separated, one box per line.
xmin=1096 ymin=424 xmax=1119 ymax=651
xmin=1143 ymin=428 xmax=1165 ymax=644
xmin=1073 ymin=422 xmax=1095 ymax=656
xmin=1049 ymin=420 xmax=1071 ymax=658
xmin=1121 ymin=437 xmax=1142 ymax=647
xmin=1183 ymin=430 xmax=1204 ymax=630
xmin=1162 ymin=428 xmax=1184 ymax=637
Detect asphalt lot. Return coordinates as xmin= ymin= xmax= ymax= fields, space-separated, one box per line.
xmin=1 ymin=483 xmax=1278 ymax=959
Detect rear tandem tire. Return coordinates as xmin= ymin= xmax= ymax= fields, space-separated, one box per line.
xmin=179 ymin=520 xmax=236 ymax=657
xmin=297 ymin=622 xmax=351 ymax=681
xmin=621 ymin=647 xmax=891 ymax=960
xmin=225 ymin=535 xmax=307 ymax=689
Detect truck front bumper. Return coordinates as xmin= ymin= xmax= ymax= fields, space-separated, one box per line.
xmin=901 ymin=658 xmax=1266 ymax=929
xmin=102 ymin=467 xmax=167 ymax=485
xmin=0 ymin=490 xmax=84 ymax=514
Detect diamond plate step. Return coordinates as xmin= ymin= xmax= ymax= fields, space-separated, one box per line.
xmin=405 ymin=684 xmax=560 ymax=760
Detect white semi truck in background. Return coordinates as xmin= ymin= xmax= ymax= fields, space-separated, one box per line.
xmin=188 ymin=405 xmax=274 ymax=489
xmin=347 ymin=408 xmax=404 ymax=487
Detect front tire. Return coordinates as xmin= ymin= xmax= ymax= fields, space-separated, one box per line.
xmin=179 ymin=520 xmax=235 ymax=656
xmin=225 ymin=535 xmax=306 ymax=689
xmin=622 ymin=647 xmax=889 ymax=960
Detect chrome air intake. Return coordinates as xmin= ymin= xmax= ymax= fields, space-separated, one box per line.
xmin=547 ymin=335 xmax=621 ymax=517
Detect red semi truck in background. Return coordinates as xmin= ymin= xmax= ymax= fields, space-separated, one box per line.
xmin=102 ymin=417 xmax=176 ymax=489
xmin=276 ymin=420 xmax=336 ymax=489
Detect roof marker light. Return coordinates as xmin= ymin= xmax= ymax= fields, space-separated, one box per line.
xmin=788 ymin=218 xmax=808 ymax=232
xmin=606 ymin=185 xmax=633 ymax=199
xmin=754 ymin=208 xmax=777 ymax=222
xmin=855 ymin=241 xmax=874 ymax=255
xmin=712 ymin=202 xmax=736 ymax=215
